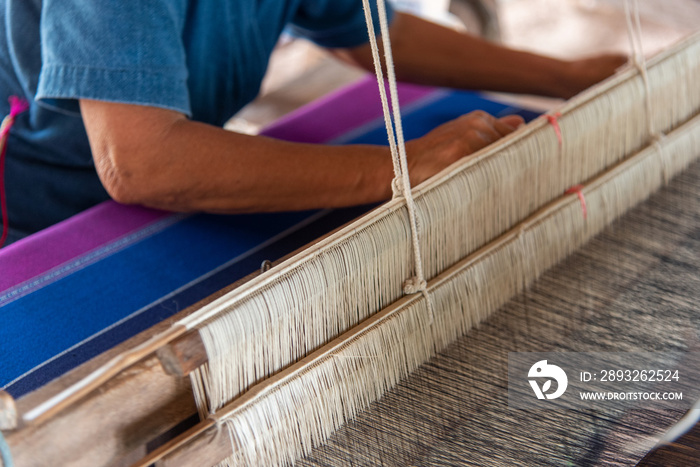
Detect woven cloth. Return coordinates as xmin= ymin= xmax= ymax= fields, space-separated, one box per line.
xmin=300 ymin=159 xmax=700 ymax=466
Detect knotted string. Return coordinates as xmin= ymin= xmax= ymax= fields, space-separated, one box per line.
xmin=0 ymin=96 xmax=29 ymax=248
xmin=361 ymin=0 xmax=434 ymax=323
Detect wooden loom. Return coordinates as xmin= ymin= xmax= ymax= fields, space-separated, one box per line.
xmin=2 ymin=27 xmax=700 ymax=467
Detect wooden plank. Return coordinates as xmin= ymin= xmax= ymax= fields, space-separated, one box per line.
xmin=2 ymin=219 xmax=344 ymax=467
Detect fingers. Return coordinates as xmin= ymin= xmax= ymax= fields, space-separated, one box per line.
xmin=461 ymin=111 xmax=523 ymax=131
xmin=499 ymin=114 xmax=525 ymax=131
xmin=405 ymin=110 xmax=526 ymax=186
xmin=458 ymin=111 xmax=524 ymax=148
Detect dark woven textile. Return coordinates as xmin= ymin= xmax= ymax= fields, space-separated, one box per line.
xmin=300 ymin=159 xmax=700 ymax=466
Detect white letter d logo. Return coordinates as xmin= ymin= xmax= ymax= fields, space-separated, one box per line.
xmin=528 ymin=360 xmax=568 ymax=400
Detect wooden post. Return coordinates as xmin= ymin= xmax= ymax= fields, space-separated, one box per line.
xmin=0 ymin=391 xmax=18 ymax=431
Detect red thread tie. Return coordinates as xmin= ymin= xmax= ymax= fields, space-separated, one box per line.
xmin=0 ymin=96 xmax=30 ymax=248
xmin=565 ymin=185 xmax=587 ymax=220
xmin=547 ymin=112 xmax=563 ymax=147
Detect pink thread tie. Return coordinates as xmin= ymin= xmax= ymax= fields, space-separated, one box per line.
xmin=0 ymin=96 xmax=30 ymax=248
xmin=546 ymin=112 xmax=563 ymax=148
xmin=565 ymin=185 xmax=587 ymax=220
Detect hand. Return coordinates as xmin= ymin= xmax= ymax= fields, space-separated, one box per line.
xmin=406 ymin=111 xmax=524 ymax=186
xmin=557 ymin=54 xmax=628 ymax=99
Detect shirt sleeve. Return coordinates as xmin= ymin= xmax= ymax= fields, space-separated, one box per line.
xmin=36 ymin=0 xmax=191 ymax=116
xmin=289 ymin=0 xmax=394 ymax=49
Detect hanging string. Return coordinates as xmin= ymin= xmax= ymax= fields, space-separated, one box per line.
xmin=623 ymin=0 xmax=668 ymax=184
xmin=623 ymin=0 xmax=661 ymax=139
xmin=359 ymin=0 xmax=402 ymax=197
xmin=361 ymin=0 xmax=434 ymax=321
xmin=0 ymin=96 xmax=29 ymax=248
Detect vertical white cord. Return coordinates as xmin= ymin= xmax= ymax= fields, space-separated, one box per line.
xmin=623 ymin=0 xmax=667 ymax=182
xmin=361 ymin=0 xmax=434 ymax=320
xmin=623 ymin=0 xmax=654 ymax=137
xmin=375 ymin=0 xmax=411 ymax=195
xmin=360 ymin=1 xmax=403 ymax=194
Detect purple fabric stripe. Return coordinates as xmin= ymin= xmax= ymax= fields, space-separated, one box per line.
xmin=0 ymin=213 xmax=187 ymax=306
xmin=261 ymin=75 xmax=436 ymax=143
xmin=0 ymin=202 xmax=169 ymax=292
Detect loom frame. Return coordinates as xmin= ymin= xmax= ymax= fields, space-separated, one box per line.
xmin=1 ymin=30 xmax=699 ymax=467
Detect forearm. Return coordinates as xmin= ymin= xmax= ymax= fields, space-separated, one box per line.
xmin=342 ymin=12 xmax=623 ymax=99
xmin=396 ymin=30 xmax=568 ymax=97
xmin=149 ymin=123 xmax=395 ymax=212
xmin=82 ymin=101 xmax=394 ymax=213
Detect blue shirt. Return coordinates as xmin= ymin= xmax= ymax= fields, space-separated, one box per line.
xmin=0 ymin=0 xmax=392 ymax=242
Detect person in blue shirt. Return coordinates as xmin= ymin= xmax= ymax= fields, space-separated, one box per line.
xmin=0 ymin=0 xmax=625 ymax=244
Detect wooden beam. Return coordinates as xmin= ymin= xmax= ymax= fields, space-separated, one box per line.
xmin=155 ymin=423 xmax=231 ymax=467
xmin=4 ymin=308 xmax=203 ymax=466
xmin=5 ymin=355 xmax=195 ymax=467
xmin=129 ymin=418 xmax=233 ymax=467
xmin=157 ymin=331 xmax=208 ymax=378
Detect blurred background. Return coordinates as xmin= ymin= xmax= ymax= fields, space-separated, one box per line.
xmin=227 ymin=0 xmax=700 ymax=133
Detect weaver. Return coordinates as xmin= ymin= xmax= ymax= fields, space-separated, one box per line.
xmin=1 ymin=1 xmax=699 ymax=466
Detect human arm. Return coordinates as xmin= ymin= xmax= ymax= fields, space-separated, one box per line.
xmin=77 ymin=3 xmax=635 ymax=215
xmin=80 ymin=100 xmax=523 ymax=213
xmin=335 ymin=12 xmax=626 ymax=99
